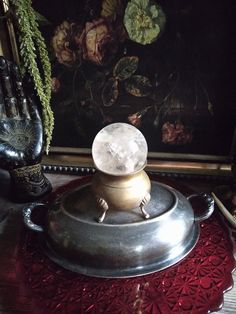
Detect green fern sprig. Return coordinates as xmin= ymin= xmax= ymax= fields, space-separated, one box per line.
xmin=10 ymin=0 xmax=54 ymax=153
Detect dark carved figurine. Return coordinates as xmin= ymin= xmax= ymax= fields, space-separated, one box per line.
xmin=0 ymin=56 xmax=51 ymax=202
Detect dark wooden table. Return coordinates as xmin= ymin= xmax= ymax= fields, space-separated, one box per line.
xmin=0 ymin=170 xmax=235 ymax=313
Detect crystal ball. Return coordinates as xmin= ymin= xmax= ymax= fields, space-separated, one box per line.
xmin=92 ymin=123 xmax=148 ymax=175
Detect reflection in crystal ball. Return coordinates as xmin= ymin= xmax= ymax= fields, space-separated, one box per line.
xmin=92 ymin=123 xmax=148 ymax=175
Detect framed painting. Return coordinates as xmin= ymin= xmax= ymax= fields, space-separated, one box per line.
xmin=1 ymin=0 xmax=236 ymax=176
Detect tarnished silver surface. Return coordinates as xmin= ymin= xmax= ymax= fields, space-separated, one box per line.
xmin=23 ymin=181 xmax=214 ymax=278
xmin=40 ymin=223 xmax=199 ymax=278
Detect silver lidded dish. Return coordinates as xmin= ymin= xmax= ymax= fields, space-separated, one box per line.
xmin=23 ymin=123 xmax=214 ymax=278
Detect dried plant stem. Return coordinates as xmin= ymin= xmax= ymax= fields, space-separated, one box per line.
xmin=10 ymin=0 xmax=54 ymax=153
xmin=211 ymin=192 xmax=236 ymax=229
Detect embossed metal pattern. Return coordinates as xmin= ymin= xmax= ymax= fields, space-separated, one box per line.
xmin=13 ymin=177 xmax=236 ymax=314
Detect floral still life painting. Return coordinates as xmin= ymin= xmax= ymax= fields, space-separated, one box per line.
xmin=31 ymin=0 xmax=235 ymax=156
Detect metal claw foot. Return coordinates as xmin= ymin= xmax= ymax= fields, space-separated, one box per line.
xmin=95 ymin=196 xmax=109 ymax=223
xmin=140 ymin=192 xmax=151 ymax=219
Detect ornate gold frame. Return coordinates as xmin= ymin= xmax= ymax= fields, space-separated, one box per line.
xmin=42 ymin=146 xmax=234 ymax=178
xmin=0 ymin=0 xmax=235 ymax=178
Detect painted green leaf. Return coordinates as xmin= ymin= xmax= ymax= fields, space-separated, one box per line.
xmin=113 ymin=56 xmax=139 ymax=81
xmin=102 ymin=77 xmax=119 ymax=106
xmin=125 ymin=75 xmax=152 ymax=97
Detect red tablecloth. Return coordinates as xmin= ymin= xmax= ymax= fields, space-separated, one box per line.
xmin=1 ymin=176 xmax=235 ymax=314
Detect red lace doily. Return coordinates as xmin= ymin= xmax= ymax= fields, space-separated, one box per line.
xmin=15 ymin=177 xmax=236 ymax=313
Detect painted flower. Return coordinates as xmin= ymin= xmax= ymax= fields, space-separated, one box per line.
xmin=128 ymin=106 xmax=152 ymax=127
xmin=79 ymin=18 xmax=118 ymax=65
xmin=128 ymin=112 xmax=142 ymax=127
xmin=162 ymin=122 xmax=193 ymax=145
xmin=51 ymin=21 xmax=81 ymax=67
xmin=51 ymin=77 xmax=61 ymax=93
xmin=124 ymin=0 xmax=166 ymax=45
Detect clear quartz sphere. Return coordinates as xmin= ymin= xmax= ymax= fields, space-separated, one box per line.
xmin=92 ymin=123 xmax=148 ymax=175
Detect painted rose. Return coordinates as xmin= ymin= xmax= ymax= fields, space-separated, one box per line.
xmin=79 ymin=18 xmax=118 ymax=65
xmin=52 ymin=21 xmax=80 ymax=67
xmin=162 ymin=122 xmax=193 ymax=145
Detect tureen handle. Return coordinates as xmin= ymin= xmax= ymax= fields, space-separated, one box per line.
xmin=23 ymin=202 xmax=45 ymax=232
xmin=187 ymin=193 xmax=214 ymax=222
